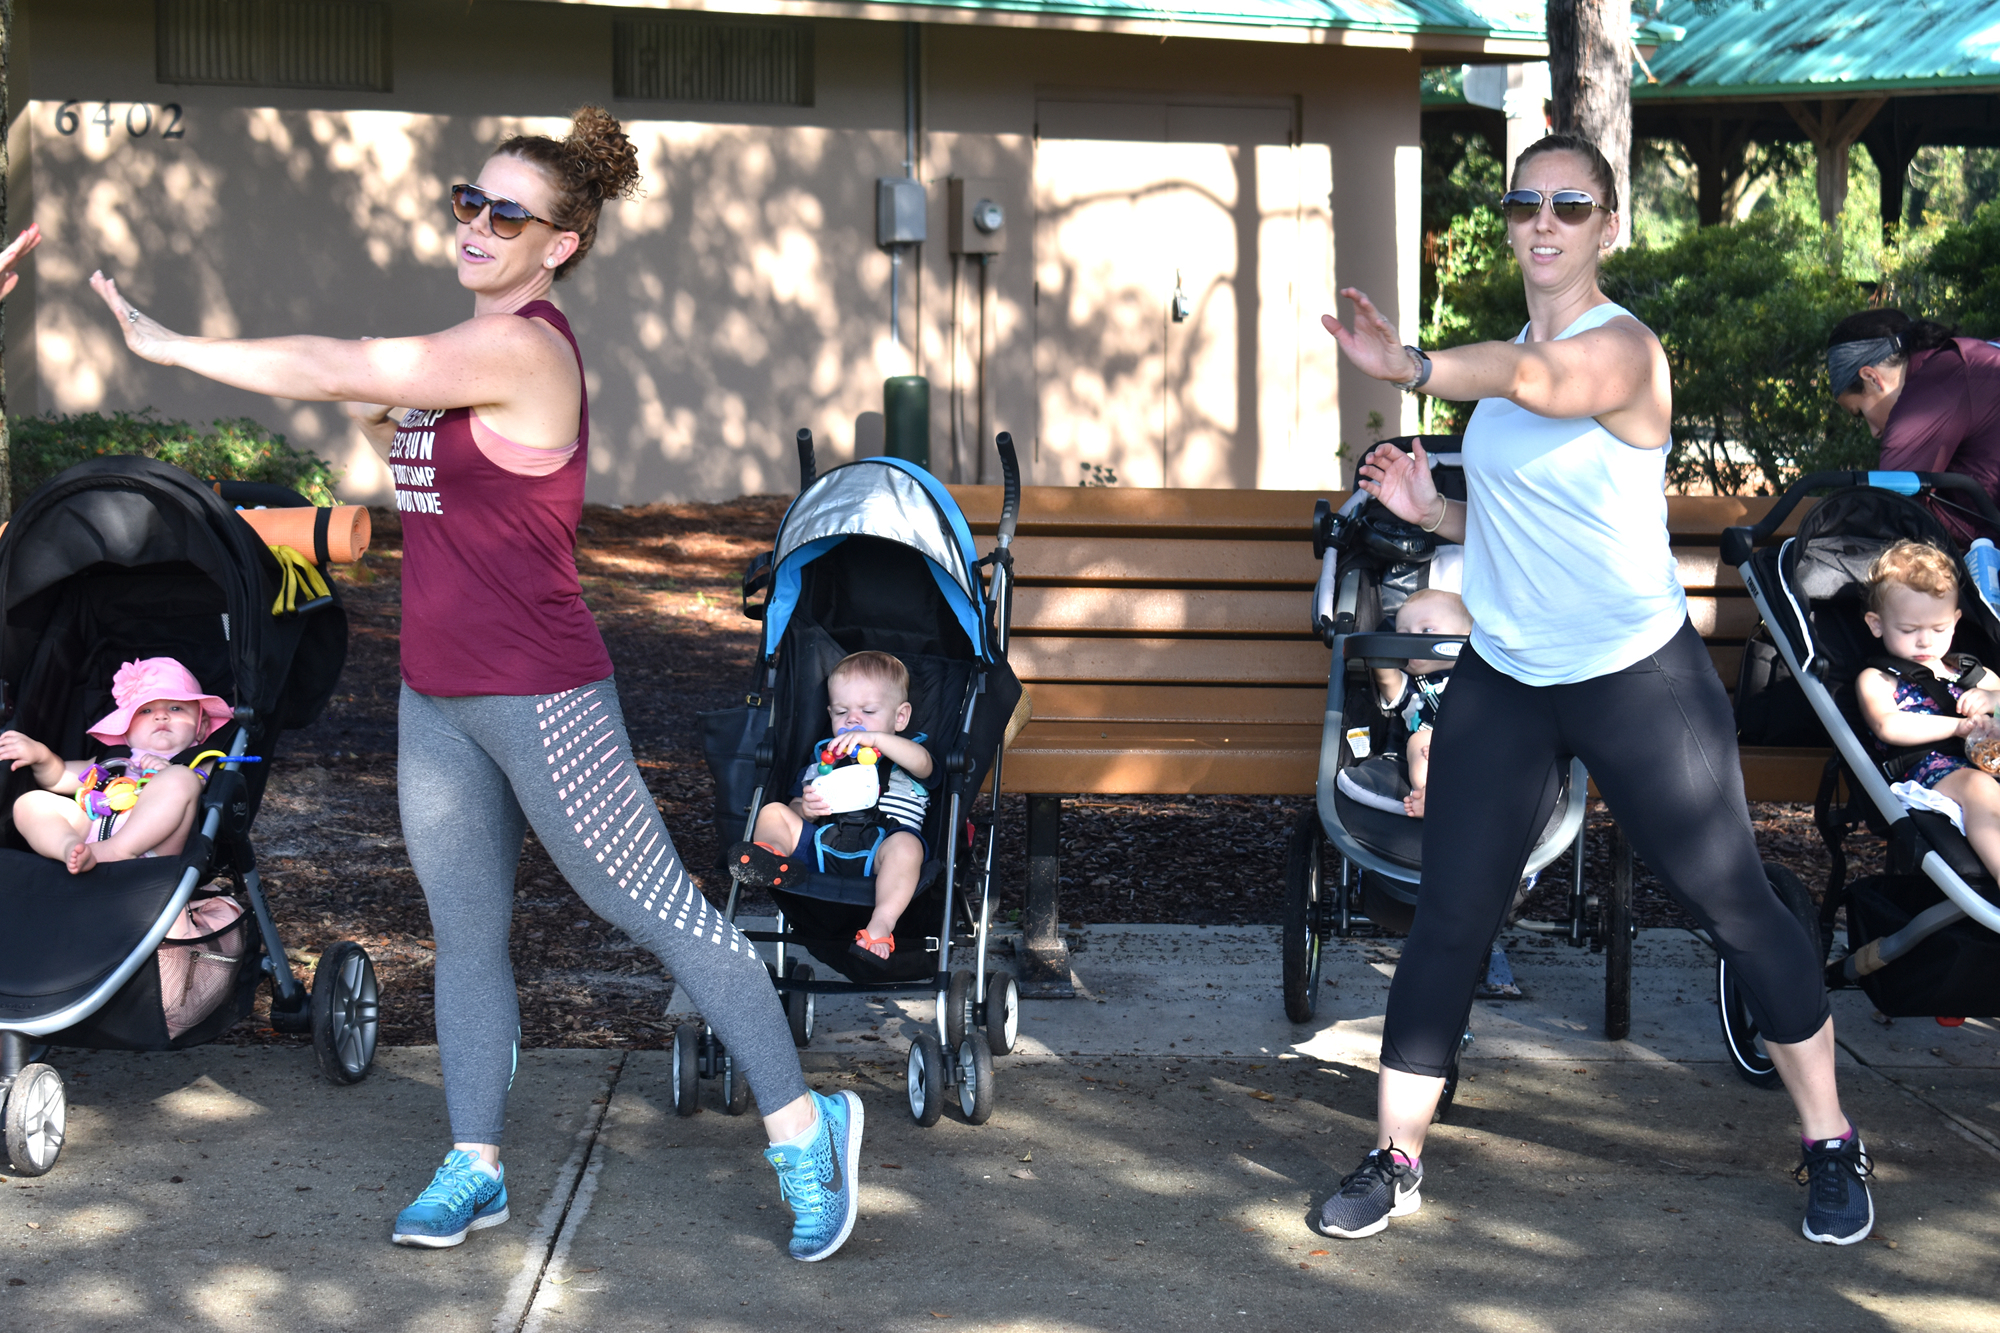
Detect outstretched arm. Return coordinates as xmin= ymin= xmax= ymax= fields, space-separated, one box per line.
xmin=90 ymin=272 xmax=569 ymax=417
xmin=1321 ymin=287 xmax=1673 ymax=449
xmin=0 ymin=224 xmax=43 ymax=302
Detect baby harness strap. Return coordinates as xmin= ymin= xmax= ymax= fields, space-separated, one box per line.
xmin=1383 ymin=670 xmax=1451 ymax=736
xmin=1866 ymin=653 xmax=1990 ymax=779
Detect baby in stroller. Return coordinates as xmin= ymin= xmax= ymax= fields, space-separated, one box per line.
xmin=1371 ymin=589 xmax=1472 ymax=817
xmin=1855 ymin=540 xmax=2000 ymax=869
xmin=0 ymin=656 xmax=230 ymax=873
xmin=731 ymin=650 xmax=936 ymax=965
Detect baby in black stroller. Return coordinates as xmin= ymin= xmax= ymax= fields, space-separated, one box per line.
xmin=730 ymin=649 xmax=937 ymax=967
xmin=1369 ymin=587 xmax=1473 ymax=818
xmin=3 ymin=656 xmax=231 ymax=873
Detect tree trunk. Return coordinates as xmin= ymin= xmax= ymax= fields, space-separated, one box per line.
xmin=1546 ymin=0 xmax=1632 ymax=249
xmin=0 ymin=0 xmax=12 ymax=521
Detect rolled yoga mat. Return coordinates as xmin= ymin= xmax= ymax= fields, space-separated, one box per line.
xmin=231 ymin=504 xmax=371 ymax=564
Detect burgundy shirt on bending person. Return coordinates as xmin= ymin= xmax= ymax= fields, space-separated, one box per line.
xmin=1874 ymin=337 xmax=2000 ymax=544
xmin=391 ymin=299 xmax=614 ymax=696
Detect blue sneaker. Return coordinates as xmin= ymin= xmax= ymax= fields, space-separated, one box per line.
xmin=392 ymin=1149 xmax=509 ymax=1248
xmin=1797 ymin=1131 xmax=1873 ymax=1245
xmin=764 ymin=1089 xmax=863 ymax=1261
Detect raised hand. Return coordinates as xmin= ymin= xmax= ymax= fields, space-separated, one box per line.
xmin=1355 ymin=436 xmax=1441 ymax=528
xmin=89 ymin=271 xmax=184 ymax=367
xmin=1321 ymin=288 xmax=1420 ymax=384
xmin=0 ymin=223 xmax=43 ymax=302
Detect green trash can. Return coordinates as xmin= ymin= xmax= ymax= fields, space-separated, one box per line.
xmin=883 ymin=375 xmax=930 ymax=470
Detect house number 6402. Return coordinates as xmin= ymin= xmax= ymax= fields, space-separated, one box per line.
xmin=54 ymin=102 xmax=185 ymax=140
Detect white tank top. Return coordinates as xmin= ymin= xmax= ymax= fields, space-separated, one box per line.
xmin=1459 ymin=301 xmax=1685 ymax=685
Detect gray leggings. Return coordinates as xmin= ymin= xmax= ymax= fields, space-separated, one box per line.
xmin=399 ymin=679 xmax=808 ymax=1143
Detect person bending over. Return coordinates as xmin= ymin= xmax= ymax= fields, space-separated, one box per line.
xmin=1855 ymin=540 xmax=2000 ymax=874
xmin=1370 ymin=589 xmax=1472 ymax=818
xmin=730 ymin=651 xmax=934 ymax=965
xmin=2 ymin=656 xmax=230 ymax=873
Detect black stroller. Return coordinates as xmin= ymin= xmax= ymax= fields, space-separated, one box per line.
xmin=0 ymin=458 xmax=376 ymax=1176
xmin=692 ymin=432 xmax=1025 ymax=1126
xmin=1718 ymin=470 xmax=2000 ymax=1085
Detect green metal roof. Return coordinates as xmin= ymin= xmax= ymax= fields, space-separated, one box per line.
xmin=841 ymin=0 xmax=1545 ymax=38
xmin=1635 ymin=0 xmax=2000 ymax=100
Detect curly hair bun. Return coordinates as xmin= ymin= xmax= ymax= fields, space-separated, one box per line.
xmin=563 ymin=106 xmax=642 ymax=205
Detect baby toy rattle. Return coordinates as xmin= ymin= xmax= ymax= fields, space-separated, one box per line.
xmin=815 ymin=740 xmax=881 ymax=774
xmin=75 ymin=764 xmax=143 ymax=820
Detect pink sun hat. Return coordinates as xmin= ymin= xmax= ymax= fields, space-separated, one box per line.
xmin=87 ymin=657 xmax=233 ymax=747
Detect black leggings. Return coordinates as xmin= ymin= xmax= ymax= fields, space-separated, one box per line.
xmin=1381 ymin=619 xmax=1830 ymax=1078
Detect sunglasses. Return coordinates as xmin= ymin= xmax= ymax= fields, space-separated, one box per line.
xmin=1501 ymin=189 xmax=1610 ymax=225
xmin=449 ymin=184 xmax=555 ymax=240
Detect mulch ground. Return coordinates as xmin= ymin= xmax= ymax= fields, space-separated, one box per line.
xmin=224 ymin=499 xmax=1887 ymax=1051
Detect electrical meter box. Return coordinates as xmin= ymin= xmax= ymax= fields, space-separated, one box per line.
xmin=877 ymin=177 xmax=928 ymax=247
xmin=947 ymin=177 xmax=1006 ymax=255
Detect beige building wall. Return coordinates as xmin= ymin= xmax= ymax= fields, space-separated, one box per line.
xmin=8 ymin=0 xmax=1420 ymax=505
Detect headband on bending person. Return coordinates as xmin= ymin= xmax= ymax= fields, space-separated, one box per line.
xmin=1826 ymin=335 xmax=1902 ymax=397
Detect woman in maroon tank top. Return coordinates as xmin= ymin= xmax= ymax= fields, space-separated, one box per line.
xmin=88 ymin=108 xmax=861 ymax=1264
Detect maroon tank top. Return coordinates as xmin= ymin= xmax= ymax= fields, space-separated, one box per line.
xmin=392 ymin=299 xmax=613 ymax=696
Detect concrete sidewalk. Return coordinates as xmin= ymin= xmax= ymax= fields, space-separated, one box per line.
xmin=4 ymin=928 xmax=1997 ymax=1331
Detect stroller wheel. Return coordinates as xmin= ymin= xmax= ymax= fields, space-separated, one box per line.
xmin=1435 ymin=1054 xmax=1461 ymax=1123
xmin=984 ymin=971 xmax=1020 ymax=1055
xmin=907 ymin=1031 xmax=945 ymax=1128
xmin=671 ymin=1022 xmax=702 ymax=1117
xmin=1716 ymin=957 xmax=1783 ymax=1089
xmin=3 ymin=1064 xmax=66 ymax=1177
xmin=786 ymin=962 xmax=816 ymax=1048
xmin=955 ymin=1032 xmax=996 ymax=1125
xmin=1281 ymin=811 xmax=1327 ymax=1023
xmin=722 ymin=1051 xmax=752 ymax=1115
xmin=946 ymin=968 xmax=975 ymax=1048
xmin=310 ymin=941 xmax=379 ymax=1085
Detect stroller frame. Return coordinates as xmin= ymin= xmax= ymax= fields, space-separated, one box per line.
xmin=0 ymin=461 xmax=377 ymax=1177
xmin=677 ymin=432 xmax=1025 ymax=1128
xmin=1718 ymin=469 xmax=2000 ymax=1082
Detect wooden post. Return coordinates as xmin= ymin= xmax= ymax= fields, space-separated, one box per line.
xmin=1784 ymin=98 xmax=1887 ymax=226
xmin=1018 ymin=793 xmax=1075 ymax=997
xmin=1860 ymin=105 xmax=1927 ymax=243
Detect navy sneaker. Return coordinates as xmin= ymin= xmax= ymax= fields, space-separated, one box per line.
xmin=764 ymin=1089 xmax=863 ymax=1261
xmin=1314 ymin=1145 xmax=1422 ymax=1239
xmin=1797 ymin=1131 xmax=1873 ymax=1245
xmin=392 ymin=1149 xmax=509 ymax=1248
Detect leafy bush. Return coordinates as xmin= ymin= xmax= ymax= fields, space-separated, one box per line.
xmin=8 ymin=411 xmax=339 ymax=507
xmin=1419 ymin=212 xmax=1879 ymax=492
xmin=1889 ymin=198 xmax=2000 ymax=340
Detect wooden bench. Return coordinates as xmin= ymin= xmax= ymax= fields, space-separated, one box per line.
xmin=945 ymin=481 xmax=1827 ymax=988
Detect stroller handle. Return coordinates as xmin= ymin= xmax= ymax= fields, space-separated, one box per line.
xmin=1341 ymin=631 xmax=1468 ymax=669
xmin=795 ymin=429 xmax=817 ymax=493
xmin=995 ymin=432 xmax=1022 ymax=549
xmin=1722 ymin=470 xmax=2000 ymax=568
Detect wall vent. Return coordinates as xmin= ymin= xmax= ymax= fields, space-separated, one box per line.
xmin=613 ymin=15 xmax=813 ymax=107
xmin=158 ymin=0 xmax=392 ymax=92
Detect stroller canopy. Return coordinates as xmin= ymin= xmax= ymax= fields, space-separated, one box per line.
xmin=763 ymin=458 xmax=988 ymax=661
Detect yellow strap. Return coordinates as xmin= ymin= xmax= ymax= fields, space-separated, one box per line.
xmin=270 ymin=544 xmax=331 ymax=615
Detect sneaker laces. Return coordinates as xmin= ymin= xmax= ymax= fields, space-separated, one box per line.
xmin=1337 ymin=1146 xmax=1406 ymax=1198
xmin=1793 ymin=1140 xmax=1871 ymax=1199
xmin=773 ymin=1134 xmax=834 ymax=1219
xmin=413 ymin=1156 xmax=491 ymax=1211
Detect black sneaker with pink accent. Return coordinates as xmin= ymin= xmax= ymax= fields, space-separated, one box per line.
xmin=1314 ymin=1146 xmax=1422 ymax=1239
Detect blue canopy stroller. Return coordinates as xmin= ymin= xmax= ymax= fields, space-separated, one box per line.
xmin=0 ymin=458 xmax=374 ymax=1177
xmin=693 ymin=432 xmax=1025 ymax=1127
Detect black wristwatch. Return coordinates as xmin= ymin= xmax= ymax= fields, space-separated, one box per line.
xmin=1396 ymin=345 xmax=1433 ymax=393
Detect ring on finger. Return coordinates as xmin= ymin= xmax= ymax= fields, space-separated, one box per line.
xmin=126 ymin=308 xmax=141 ymax=324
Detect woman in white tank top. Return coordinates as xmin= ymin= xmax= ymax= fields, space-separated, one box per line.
xmin=1309 ymin=136 xmax=1873 ymax=1250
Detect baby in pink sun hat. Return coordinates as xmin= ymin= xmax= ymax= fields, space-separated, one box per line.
xmin=0 ymin=657 xmax=231 ymax=874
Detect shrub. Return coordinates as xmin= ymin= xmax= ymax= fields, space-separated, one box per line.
xmin=1888 ymin=198 xmax=2000 ymax=340
xmin=1418 ymin=212 xmax=1878 ymax=492
xmin=8 ymin=411 xmax=339 ymax=507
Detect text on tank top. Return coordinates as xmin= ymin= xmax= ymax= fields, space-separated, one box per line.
xmin=392 ymin=299 xmax=613 ymax=696
xmin=1459 ymin=301 xmax=1686 ymax=686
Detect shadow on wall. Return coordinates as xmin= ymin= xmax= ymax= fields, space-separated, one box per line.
xmin=33 ymin=107 xmax=907 ymax=504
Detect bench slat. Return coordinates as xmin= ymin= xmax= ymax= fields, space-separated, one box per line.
xmin=1010 ymin=535 xmax=1320 ymax=587
xmin=1021 ymin=682 xmax=1324 ymax=725
xmin=1010 ymin=637 xmax=1331 ymax=685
